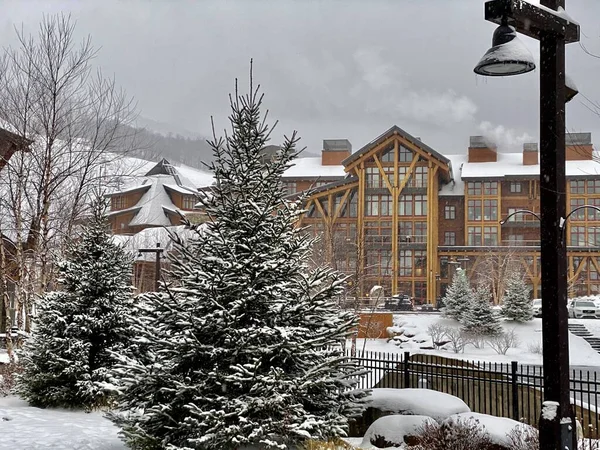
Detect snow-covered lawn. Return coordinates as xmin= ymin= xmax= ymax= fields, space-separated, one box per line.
xmin=0 ymin=396 xmax=125 ymax=450
xmin=355 ymin=314 xmax=600 ymax=367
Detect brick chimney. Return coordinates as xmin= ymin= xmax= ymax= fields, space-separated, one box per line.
xmin=523 ymin=142 xmax=538 ymax=165
xmin=468 ymin=136 xmax=497 ymax=163
xmin=322 ymin=139 xmax=351 ymax=166
xmin=566 ymin=132 xmax=593 ymax=161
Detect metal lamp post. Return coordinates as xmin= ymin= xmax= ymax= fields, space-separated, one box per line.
xmin=474 ymin=1 xmax=579 ymax=448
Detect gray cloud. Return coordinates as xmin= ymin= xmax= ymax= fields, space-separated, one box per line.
xmin=2 ymin=0 xmax=600 ymax=159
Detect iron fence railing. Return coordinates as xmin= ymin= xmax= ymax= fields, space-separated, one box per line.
xmin=348 ymin=350 xmax=600 ymax=438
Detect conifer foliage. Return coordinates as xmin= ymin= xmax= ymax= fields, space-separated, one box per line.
xmin=108 ymin=71 xmax=365 ymax=450
xmin=17 ymin=197 xmax=133 ymax=408
xmin=442 ymin=268 xmax=473 ymax=322
xmin=502 ymin=273 xmax=533 ymax=322
xmin=461 ymin=282 xmax=502 ymax=335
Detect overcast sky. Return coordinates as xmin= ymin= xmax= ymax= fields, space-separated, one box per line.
xmin=3 ymin=0 xmax=600 ymax=156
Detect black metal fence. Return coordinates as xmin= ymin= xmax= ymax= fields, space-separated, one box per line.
xmin=347 ymin=350 xmax=600 ymax=438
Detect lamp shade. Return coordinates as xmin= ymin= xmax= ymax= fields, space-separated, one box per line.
xmin=474 ymin=24 xmax=536 ymax=76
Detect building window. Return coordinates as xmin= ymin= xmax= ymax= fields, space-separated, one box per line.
xmin=588 ymin=227 xmax=600 ymax=246
xmin=508 ymin=234 xmax=524 ymax=245
xmin=467 ymin=226 xmax=482 ymax=246
xmin=467 ymin=199 xmax=482 ymax=221
xmin=414 ymin=250 xmax=427 ymax=276
xmin=182 ymin=195 xmax=197 ymax=210
xmin=507 ymin=207 xmax=520 ymax=222
xmin=483 ymin=181 xmax=498 ymax=196
xmin=398 ymin=250 xmax=412 ymax=276
xmin=413 ymin=166 xmax=428 ymax=188
xmin=315 ymin=181 xmax=329 ymax=187
xmin=366 ymin=194 xmax=392 ymax=216
xmin=570 ymin=180 xmax=585 ymax=194
xmin=589 ymin=198 xmax=600 ymax=220
xmin=483 ymin=226 xmax=498 ymax=246
xmin=414 ymin=195 xmax=427 ymax=216
xmin=399 ymin=145 xmax=412 ymax=163
xmin=509 ymin=182 xmax=522 ymax=193
xmin=399 ymin=221 xmax=413 ymax=242
xmin=444 ymin=231 xmax=456 ymax=246
xmin=283 ymin=181 xmax=297 ymax=195
xmin=414 ymin=221 xmax=427 ymax=243
xmin=381 ymin=145 xmax=394 ymax=162
xmin=467 ymin=181 xmax=482 ymax=196
xmin=570 ymin=226 xmax=586 ymax=246
xmin=444 ymin=205 xmax=456 ymax=220
xmin=483 ymin=199 xmax=498 ymax=221
xmin=365 ymin=167 xmax=381 ymax=188
xmin=366 ymin=195 xmax=378 ymax=216
xmin=588 ymin=180 xmax=600 ymax=194
xmin=398 ymin=195 xmax=413 ymax=216
xmin=570 ymin=198 xmax=585 ymax=220
xmin=112 ymin=196 xmax=126 ymax=210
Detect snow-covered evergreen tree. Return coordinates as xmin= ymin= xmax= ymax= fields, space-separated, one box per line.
xmin=502 ymin=272 xmax=533 ymax=322
xmin=108 ymin=73 xmax=366 ymax=450
xmin=17 ymin=197 xmax=133 ymax=408
xmin=461 ymin=281 xmax=502 ymax=335
xmin=442 ymin=268 xmax=473 ymax=322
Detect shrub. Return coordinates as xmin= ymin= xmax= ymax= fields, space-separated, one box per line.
xmin=505 ymin=425 xmax=539 ymax=450
xmin=487 ymin=330 xmax=520 ymax=355
xmin=409 ymin=418 xmax=497 ymax=450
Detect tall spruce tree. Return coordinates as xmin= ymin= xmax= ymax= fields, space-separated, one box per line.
xmin=461 ymin=281 xmax=502 ymax=335
xmin=502 ymin=272 xmax=533 ymax=322
xmin=17 ymin=197 xmax=133 ymax=408
xmin=108 ymin=72 xmax=365 ymax=450
xmin=442 ymin=268 xmax=473 ymax=322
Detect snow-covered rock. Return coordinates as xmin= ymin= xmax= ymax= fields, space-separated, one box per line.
xmin=360 ymin=414 xmax=435 ymax=449
xmin=366 ymin=388 xmax=471 ymax=422
xmin=446 ymin=412 xmax=536 ymax=447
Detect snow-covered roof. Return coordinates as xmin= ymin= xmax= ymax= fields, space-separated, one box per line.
xmin=128 ymin=175 xmax=180 ymax=227
xmin=112 ymin=225 xmax=200 ymax=261
xmin=282 ymin=157 xmax=346 ymax=179
xmin=439 ymin=152 xmax=600 ymax=196
xmin=460 ymin=152 xmax=600 ymax=179
xmin=173 ymin=162 xmax=214 ymax=188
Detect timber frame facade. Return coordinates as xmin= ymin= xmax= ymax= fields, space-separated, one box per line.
xmin=293 ymin=126 xmax=600 ymax=304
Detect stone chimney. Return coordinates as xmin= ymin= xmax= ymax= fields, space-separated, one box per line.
xmin=523 ymin=142 xmax=538 ymax=165
xmin=566 ymin=132 xmax=593 ymax=161
xmin=322 ymin=139 xmax=352 ymax=166
xmin=468 ymin=136 xmax=497 ymax=163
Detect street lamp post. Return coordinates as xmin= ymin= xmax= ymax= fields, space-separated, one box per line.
xmin=138 ymin=242 xmax=164 ymax=292
xmin=474 ymin=1 xmax=579 ymax=448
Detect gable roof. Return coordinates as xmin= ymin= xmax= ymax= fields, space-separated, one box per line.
xmin=342 ymin=125 xmax=451 ymax=167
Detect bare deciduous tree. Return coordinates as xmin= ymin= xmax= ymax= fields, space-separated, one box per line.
xmin=0 ymin=14 xmax=141 ymax=332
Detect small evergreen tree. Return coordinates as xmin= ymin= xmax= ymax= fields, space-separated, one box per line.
xmin=17 ymin=197 xmax=133 ymax=408
xmin=461 ymin=282 xmax=502 ymax=335
xmin=108 ymin=71 xmax=366 ymax=450
xmin=442 ymin=268 xmax=473 ymax=322
xmin=502 ymin=273 xmax=533 ymax=322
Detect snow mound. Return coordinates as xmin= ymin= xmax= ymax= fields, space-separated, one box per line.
xmin=366 ymin=388 xmax=471 ymax=422
xmin=446 ymin=412 xmax=535 ymax=447
xmin=360 ymin=414 xmax=435 ymax=449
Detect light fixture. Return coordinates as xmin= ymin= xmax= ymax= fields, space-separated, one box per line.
xmin=474 ymin=19 xmax=536 ymax=76
xmin=565 ymin=74 xmax=578 ymax=103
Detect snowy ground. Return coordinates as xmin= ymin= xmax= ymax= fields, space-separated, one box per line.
xmin=0 ymin=396 xmax=125 ymax=450
xmin=355 ymin=314 xmax=600 ymax=367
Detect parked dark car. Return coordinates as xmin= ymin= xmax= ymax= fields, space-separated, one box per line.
xmin=385 ymin=294 xmax=414 ymax=311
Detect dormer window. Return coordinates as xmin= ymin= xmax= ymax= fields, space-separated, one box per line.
xmin=112 ymin=196 xmax=126 ymax=210
xmin=182 ymin=195 xmax=197 ymax=210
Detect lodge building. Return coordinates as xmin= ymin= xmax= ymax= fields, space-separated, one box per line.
xmin=290 ymin=125 xmax=600 ymax=305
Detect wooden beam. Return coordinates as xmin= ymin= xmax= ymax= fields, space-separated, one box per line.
xmin=373 ymin=153 xmax=394 ymax=193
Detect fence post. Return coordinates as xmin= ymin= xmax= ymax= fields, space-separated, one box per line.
xmin=511 ymin=361 xmax=519 ymax=421
xmin=403 ymin=351 xmax=411 ymax=388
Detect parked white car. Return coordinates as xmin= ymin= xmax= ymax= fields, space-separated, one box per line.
xmin=531 ymin=299 xmax=542 ymax=318
xmin=568 ymin=300 xmax=600 ymax=319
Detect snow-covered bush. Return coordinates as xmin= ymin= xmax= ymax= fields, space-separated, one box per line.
xmin=411 ymin=417 xmax=497 ymax=449
xmin=505 ymin=425 xmax=539 ymax=450
xmin=427 ymin=323 xmax=447 ymax=349
xmin=502 ymin=273 xmax=533 ymax=322
xmin=108 ymin=76 xmax=367 ymax=450
xmin=443 ymin=327 xmax=470 ymax=354
xmin=17 ymin=198 xmax=134 ymax=408
xmin=487 ymin=330 xmax=520 ymax=355
xmin=442 ymin=269 xmax=473 ymax=322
